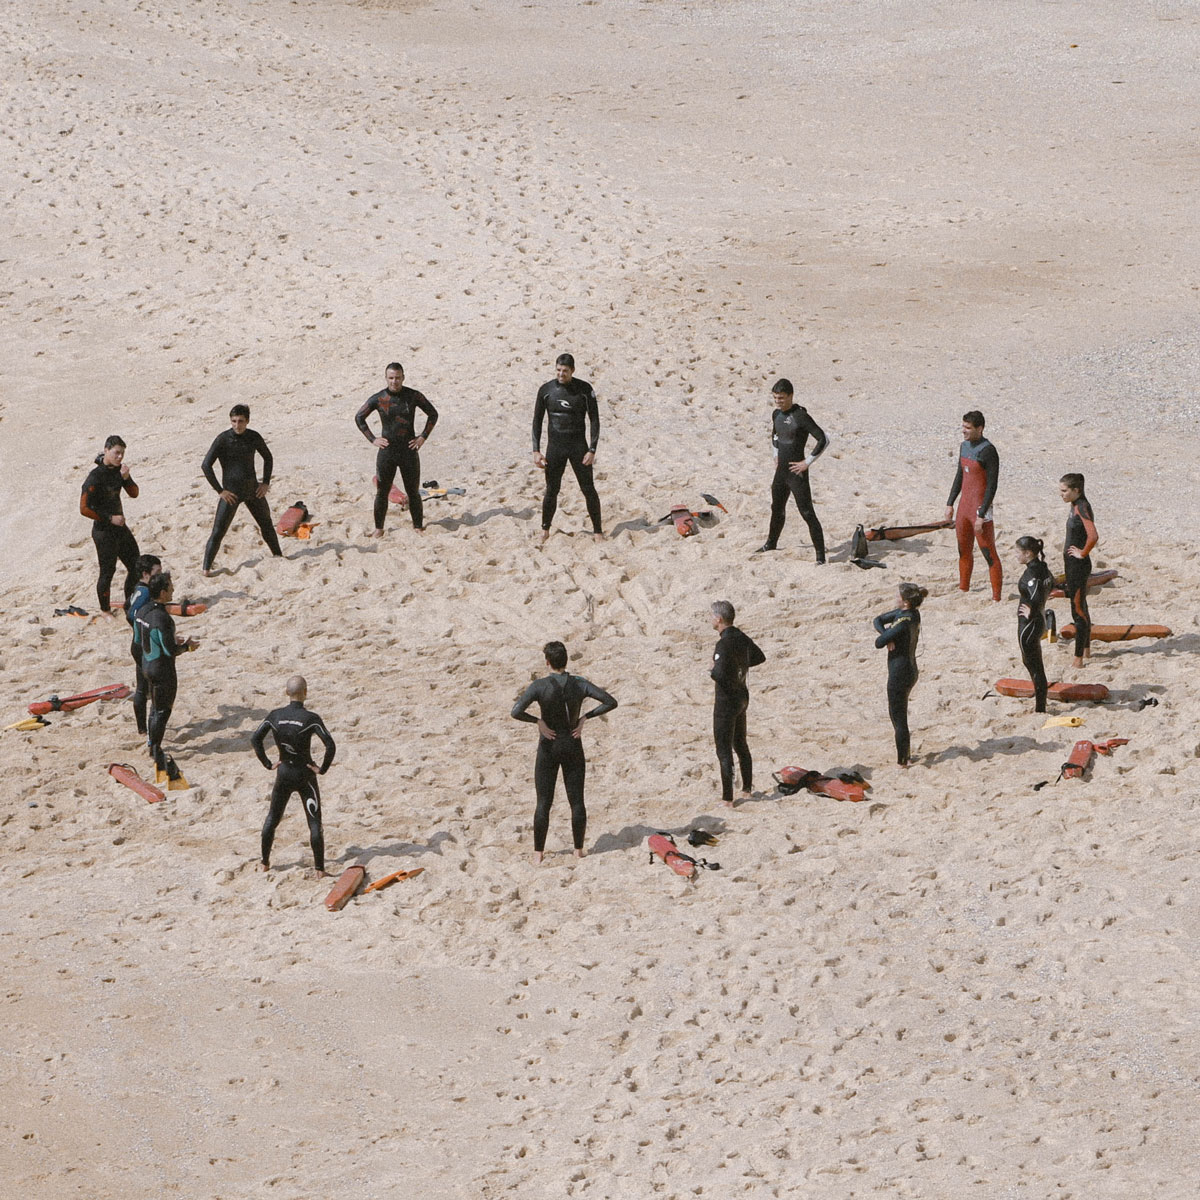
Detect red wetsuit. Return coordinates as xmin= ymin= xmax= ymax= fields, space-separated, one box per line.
xmin=946 ymin=435 xmax=1001 ymax=600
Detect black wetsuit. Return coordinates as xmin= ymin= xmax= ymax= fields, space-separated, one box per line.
xmin=1017 ymin=559 xmax=1054 ymax=712
xmin=355 ymin=387 xmax=439 ymax=531
xmin=251 ymin=701 xmax=337 ymax=871
xmin=710 ymin=626 xmax=766 ymax=804
xmin=201 ymin=427 xmax=283 ymax=571
xmin=126 ymin=582 xmax=154 ymax=735
xmin=873 ymin=607 xmax=921 ymax=765
xmin=139 ymin=602 xmax=188 ymax=773
xmin=1064 ymin=497 xmax=1098 ymax=658
xmin=511 ymin=672 xmax=617 ymax=852
xmin=80 ymin=458 xmax=140 ymax=611
xmin=533 ymin=377 xmax=602 ymax=534
xmin=764 ymin=403 xmax=828 ymax=560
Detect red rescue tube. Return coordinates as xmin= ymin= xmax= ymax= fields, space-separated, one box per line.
xmin=1049 ymin=568 xmax=1118 ymax=598
xmin=164 ymin=601 xmax=207 ymax=617
xmin=107 ymin=762 xmax=165 ymax=804
xmin=1062 ymin=739 xmax=1095 ymax=779
xmin=372 ymin=476 xmax=409 ymax=508
xmin=670 ymin=505 xmax=699 ymax=537
xmin=29 ymin=683 xmax=131 ymax=716
xmin=864 ymin=519 xmax=953 ymax=542
xmin=276 ymin=503 xmax=310 ymax=536
xmin=648 ymin=834 xmax=695 ymax=878
xmin=324 ymin=864 xmax=365 ymax=911
xmin=994 ymin=678 xmax=1110 ymax=702
xmin=1060 ymin=623 xmax=1170 ymax=642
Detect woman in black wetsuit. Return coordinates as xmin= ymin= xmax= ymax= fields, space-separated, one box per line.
xmin=1015 ymin=535 xmax=1054 ymax=712
xmin=873 ymin=582 xmax=927 ymax=767
xmin=1060 ymin=473 xmax=1099 ymax=668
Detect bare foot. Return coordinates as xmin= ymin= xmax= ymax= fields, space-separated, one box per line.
xmin=540 ymin=529 xmax=551 ymax=544
xmin=313 ymin=869 xmax=327 ymax=880
xmin=1073 ymin=657 xmax=1084 ymax=669
xmin=203 ymin=569 xmax=215 ymax=578
xmin=724 ymin=799 xmax=737 ymax=809
xmin=533 ymin=850 xmax=544 ymax=864
xmin=413 ymin=527 xmax=426 ymax=535
xmin=368 ymin=528 xmax=385 ymax=539
xmin=592 ymin=532 xmax=604 ymax=544
xmin=574 ymin=848 xmax=586 ymax=859
xmin=739 ymin=789 xmax=752 ymax=801
xmin=257 ymin=861 xmax=269 ymax=872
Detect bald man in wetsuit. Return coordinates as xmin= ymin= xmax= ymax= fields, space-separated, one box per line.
xmin=945 ymin=410 xmax=1002 ymax=601
xmin=250 ymin=675 xmax=336 ymax=877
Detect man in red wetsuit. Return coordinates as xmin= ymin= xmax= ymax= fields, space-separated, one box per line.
xmin=944 ymin=410 xmax=1002 ymax=601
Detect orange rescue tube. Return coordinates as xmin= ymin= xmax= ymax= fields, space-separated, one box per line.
xmin=1049 ymin=568 xmax=1118 ymax=598
xmin=324 ymin=864 xmax=365 ymax=911
xmin=164 ymin=601 xmax=208 ymax=617
xmin=648 ymin=834 xmax=696 ymax=878
xmin=864 ymin=519 xmax=953 ymax=542
xmin=1061 ymin=740 xmax=1095 ymax=779
xmin=108 ymin=762 xmax=165 ymax=803
xmin=29 ymin=683 xmax=131 ymax=716
xmin=276 ymin=502 xmax=310 ymax=536
xmin=994 ymin=678 xmax=1110 ymax=702
xmin=1060 ymin=623 xmax=1170 ymax=642
xmin=363 ymin=867 xmax=424 ymax=893
xmin=670 ymin=505 xmax=699 ymax=537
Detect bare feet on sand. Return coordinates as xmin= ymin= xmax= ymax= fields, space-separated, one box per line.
xmin=369 ymin=528 xmax=385 ymax=539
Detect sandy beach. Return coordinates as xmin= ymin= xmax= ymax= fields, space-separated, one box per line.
xmin=3 ymin=0 xmax=1199 ymax=1195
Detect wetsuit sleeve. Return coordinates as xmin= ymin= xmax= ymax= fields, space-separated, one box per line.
xmin=978 ymin=444 xmax=999 ymax=517
xmin=531 ymin=388 xmax=548 ymax=452
xmin=709 ymin=640 xmax=737 ymax=689
xmin=123 ymin=475 xmax=139 ymax=499
xmin=872 ymin=608 xmax=902 ymax=637
xmin=313 ymin=721 xmax=336 ymax=773
xmin=414 ymin=393 xmax=438 ymax=438
xmin=586 ymin=388 xmax=600 ymax=454
xmin=355 ymin=395 xmax=380 ymax=443
xmin=874 ymin=612 xmax=911 ymax=649
xmin=946 ymin=459 xmax=963 ymax=507
xmin=580 ymin=679 xmax=617 ymax=719
xmin=80 ymin=479 xmax=102 ymax=521
xmin=201 ymin=434 xmax=223 ymax=493
xmin=254 ymin=432 xmax=273 ymax=486
xmin=1077 ymin=501 xmax=1098 ymax=556
xmin=511 ymin=681 xmax=542 ymax=723
xmin=250 ymin=719 xmax=274 ymax=769
xmin=746 ymin=637 xmax=766 ymax=668
xmin=800 ymin=410 xmax=829 ymax=465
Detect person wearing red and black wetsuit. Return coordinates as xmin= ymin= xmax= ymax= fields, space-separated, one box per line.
xmin=80 ymin=435 xmax=140 ymax=614
xmin=355 ymin=362 xmax=439 ymax=536
xmin=944 ymin=410 xmax=1002 ymax=601
xmin=201 ymin=404 xmax=283 ymax=575
xmin=532 ymin=353 xmax=603 ymax=543
xmin=1060 ymin=472 xmax=1099 ymax=667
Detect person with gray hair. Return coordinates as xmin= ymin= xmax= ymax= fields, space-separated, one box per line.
xmin=708 ymin=601 xmax=765 ymax=807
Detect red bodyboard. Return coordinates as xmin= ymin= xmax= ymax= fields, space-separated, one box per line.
xmin=995 ymin=678 xmax=1110 ymax=702
xmin=648 ymin=834 xmax=695 ymax=878
xmin=108 ymin=762 xmax=165 ymax=804
xmin=1050 ymin=568 xmax=1118 ymax=598
xmin=324 ymin=865 xmax=365 ymax=911
xmin=29 ymin=683 xmax=131 ymax=716
xmin=276 ymin=503 xmax=310 ymax=536
xmin=1060 ymin=623 xmax=1169 ymax=642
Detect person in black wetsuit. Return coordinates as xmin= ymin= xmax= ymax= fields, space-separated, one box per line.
xmin=511 ymin=641 xmax=617 ymax=863
xmin=709 ymin=600 xmax=766 ymax=807
xmin=137 ymin=573 xmax=198 ymax=782
xmin=1060 ymin=472 xmax=1099 ymax=668
xmin=873 ymin=582 xmax=926 ymax=767
xmin=250 ymin=675 xmax=337 ymax=877
xmin=355 ymin=362 xmax=439 ymax=537
xmin=79 ymin=435 xmax=140 ymax=614
xmin=532 ymin=353 xmax=604 ymax=544
xmin=201 ymin=404 xmax=284 ymax=576
xmin=756 ymin=379 xmax=829 ymax=561
xmin=126 ymin=554 xmax=162 ymax=739
xmin=1015 ymin=536 xmax=1054 ymax=712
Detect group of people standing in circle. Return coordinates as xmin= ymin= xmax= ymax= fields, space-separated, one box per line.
xmin=74 ymin=368 xmax=1102 ymax=864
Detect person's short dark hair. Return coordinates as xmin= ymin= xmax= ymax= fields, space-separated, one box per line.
xmin=556 ymin=353 xmax=575 ymax=369
xmin=899 ymin=582 xmax=928 ymax=609
xmin=386 ymin=361 xmax=404 ymax=374
xmin=103 ymin=435 xmax=127 ymax=451
xmin=543 ymin=641 xmax=568 ymax=670
xmin=1060 ymin=472 xmax=1085 ymax=494
xmin=135 ymin=554 xmax=161 ymax=579
xmin=711 ymin=599 xmax=735 ymax=624
xmin=149 ymin=573 xmax=173 ymax=600
xmin=229 ymin=404 xmax=250 ymax=420
xmin=771 ymin=379 xmax=793 ymax=396
xmin=962 ymin=410 xmax=985 ymax=429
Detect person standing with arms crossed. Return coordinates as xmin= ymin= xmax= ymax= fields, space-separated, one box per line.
xmin=1060 ymin=472 xmax=1099 ymax=668
xmin=872 ymin=583 xmax=927 ymax=767
xmin=251 ymin=675 xmax=337 ymax=878
xmin=756 ymin=379 xmax=828 ymax=562
xmin=80 ymin=435 xmax=140 ymax=615
xmin=709 ymin=600 xmax=766 ymax=807
xmin=355 ymin=362 xmax=439 ymax=537
xmin=201 ymin=404 xmax=284 ymax=576
xmin=945 ymin=410 xmax=1002 ymax=601
xmin=511 ymin=641 xmax=617 ymax=863
xmin=532 ymin=353 xmax=604 ymax=543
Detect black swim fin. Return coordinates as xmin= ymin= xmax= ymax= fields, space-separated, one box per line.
xmin=687 ymin=829 xmax=718 ymax=847
xmin=700 ymin=493 xmax=727 ymax=513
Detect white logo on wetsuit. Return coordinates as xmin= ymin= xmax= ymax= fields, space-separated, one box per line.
xmin=305 ymin=793 xmax=319 ymax=818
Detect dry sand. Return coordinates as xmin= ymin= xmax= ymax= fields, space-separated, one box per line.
xmin=3 ymin=0 xmax=1199 ymax=1196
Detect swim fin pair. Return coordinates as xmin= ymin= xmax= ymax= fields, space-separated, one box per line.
xmin=687 ymin=829 xmax=718 ymax=848
xmin=154 ymin=757 xmax=190 ymax=790
xmin=6 ymin=715 xmax=49 ymax=731
xmin=53 ymin=606 xmax=89 ymax=618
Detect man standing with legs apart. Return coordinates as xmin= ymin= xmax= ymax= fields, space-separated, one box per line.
xmin=356 ymin=362 xmax=439 ymax=538
xmin=251 ymin=675 xmax=336 ymax=878
xmin=756 ymin=379 xmax=828 ymax=562
xmin=532 ymin=353 xmax=604 ymax=543
xmin=945 ymin=410 xmax=1002 ymax=600
xmin=201 ymin=404 xmax=284 ymax=576
xmin=709 ymin=600 xmax=765 ymax=808
xmin=511 ymin=642 xmax=617 ymax=863
xmin=80 ymin=435 xmax=141 ymax=615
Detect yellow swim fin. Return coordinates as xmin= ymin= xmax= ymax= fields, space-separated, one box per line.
xmin=6 ymin=715 xmax=49 ymax=731
xmin=1043 ymin=714 xmax=1084 ymax=728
